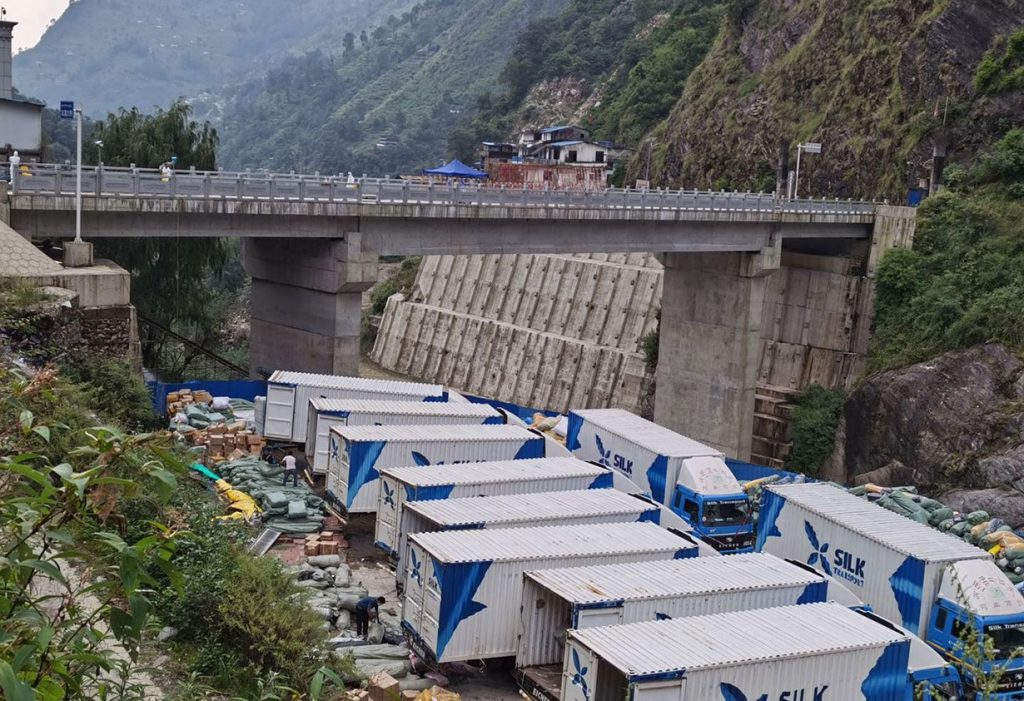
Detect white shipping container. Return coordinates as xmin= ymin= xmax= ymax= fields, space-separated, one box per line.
xmin=401 ymin=522 xmax=701 ymax=663
xmin=254 ymin=396 xmax=266 ymax=436
xmin=376 ymin=458 xmax=645 ymax=575
xmin=758 ymin=482 xmax=990 ymax=634
xmin=305 ymin=398 xmax=503 ymax=474
xmin=327 ymin=424 xmax=545 ymax=513
xmin=563 ymin=603 xmax=910 ymax=701
xmin=394 ymin=490 xmax=693 ymax=582
xmin=515 ymin=552 xmax=829 ymax=690
xmin=263 ymin=370 xmax=445 ymax=442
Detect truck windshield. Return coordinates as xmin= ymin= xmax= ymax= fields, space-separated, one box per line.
xmin=701 ymin=499 xmax=749 ymax=527
xmin=985 ymin=623 xmax=1024 ymax=657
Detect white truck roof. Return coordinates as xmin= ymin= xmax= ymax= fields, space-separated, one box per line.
xmin=944 ymin=559 xmax=1024 ymax=616
xmin=525 ymin=552 xmax=821 ymax=604
xmin=568 ymin=602 xmax=906 ymax=676
xmin=309 ymin=397 xmax=499 ymax=417
xmin=381 ymin=457 xmax=604 ymax=486
xmin=766 ymin=483 xmax=990 ymax=562
xmin=330 ymin=424 xmax=535 ymax=443
xmin=405 ymin=489 xmax=655 ymax=527
xmin=268 ymin=370 xmax=442 ymax=396
xmin=571 ymin=408 xmax=722 ymax=458
xmin=409 ymin=522 xmax=693 ymax=564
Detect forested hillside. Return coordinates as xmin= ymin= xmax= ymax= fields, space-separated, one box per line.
xmin=13 ymin=0 xmax=417 ymax=114
xmin=217 ymin=0 xmax=570 ymax=174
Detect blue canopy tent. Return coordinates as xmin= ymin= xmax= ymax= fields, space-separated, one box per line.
xmin=423 ymin=159 xmax=488 ymax=179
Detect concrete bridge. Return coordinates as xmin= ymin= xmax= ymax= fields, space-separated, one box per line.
xmin=5 ymin=164 xmax=908 ymax=459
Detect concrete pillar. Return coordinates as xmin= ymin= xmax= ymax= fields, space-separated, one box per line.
xmin=243 ymin=235 xmax=378 ymax=378
xmin=63 ymin=240 xmax=95 ymax=267
xmin=0 ymin=181 xmax=9 ymax=226
xmin=654 ymin=240 xmax=780 ymax=459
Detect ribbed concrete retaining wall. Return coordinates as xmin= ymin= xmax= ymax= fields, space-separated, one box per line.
xmin=371 ymin=253 xmax=660 ymax=413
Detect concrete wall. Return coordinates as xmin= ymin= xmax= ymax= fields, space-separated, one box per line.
xmin=371 ymin=253 xmax=660 ymax=413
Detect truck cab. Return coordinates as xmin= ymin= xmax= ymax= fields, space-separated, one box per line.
xmin=669 ymin=476 xmax=752 ymax=553
xmin=926 ymin=561 xmax=1024 ymax=699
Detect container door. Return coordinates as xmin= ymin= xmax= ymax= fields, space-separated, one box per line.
xmin=562 ymin=640 xmax=599 ymax=701
xmin=264 ymin=385 xmax=295 ymax=440
xmin=375 ymin=477 xmax=399 ymax=552
xmin=403 ymin=542 xmax=427 ymax=633
xmin=421 ymin=557 xmax=443 ymax=656
xmin=576 ymin=606 xmax=623 ymax=629
xmin=632 ymin=681 xmax=684 ymax=701
xmin=312 ymin=417 xmax=341 ymax=474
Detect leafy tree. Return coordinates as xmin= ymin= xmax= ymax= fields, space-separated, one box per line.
xmin=786 ymin=385 xmax=845 ymax=475
xmin=86 ymin=101 xmax=230 ymax=369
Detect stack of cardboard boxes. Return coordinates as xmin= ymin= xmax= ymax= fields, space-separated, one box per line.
xmin=165 ymin=389 xmax=214 ymax=416
xmin=304 ymin=532 xmax=341 ymax=556
xmin=200 ymin=422 xmax=267 ymax=464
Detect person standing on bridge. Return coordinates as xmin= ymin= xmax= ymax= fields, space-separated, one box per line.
xmin=9 ymin=151 xmax=20 ymax=184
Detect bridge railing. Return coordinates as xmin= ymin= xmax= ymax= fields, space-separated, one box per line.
xmin=6 ymin=163 xmax=878 ymax=216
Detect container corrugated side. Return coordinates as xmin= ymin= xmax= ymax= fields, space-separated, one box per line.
xmin=305 ymin=400 xmax=503 ymax=473
xmin=376 ymin=458 xmax=618 ymax=577
xmin=758 ymin=482 xmax=989 ymax=633
xmin=516 ymin=553 xmax=827 ymax=668
xmin=562 ymin=603 xmax=908 ymax=701
xmin=336 ymin=425 xmax=546 ymax=513
xmin=402 ymin=523 xmax=698 ymax=662
xmin=566 ymin=408 xmax=721 ymax=458
xmin=268 ymin=371 xmax=443 ymax=396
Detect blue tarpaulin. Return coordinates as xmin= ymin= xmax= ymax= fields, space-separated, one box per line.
xmin=423 ymin=159 xmax=488 ymax=179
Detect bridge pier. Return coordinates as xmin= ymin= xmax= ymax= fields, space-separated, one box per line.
xmin=654 ymin=241 xmax=780 ymax=460
xmin=243 ymin=235 xmax=378 ymax=378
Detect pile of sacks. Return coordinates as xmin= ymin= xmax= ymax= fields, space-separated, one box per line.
xmin=290 ymin=556 xmax=452 ymax=694
xmin=741 ymin=472 xmax=811 ymax=526
xmin=852 ymin=484 xmax=1024 ymax=586
xmin=218 ymin=457 xmax=326 ymax=533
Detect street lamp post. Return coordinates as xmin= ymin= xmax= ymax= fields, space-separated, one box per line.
xmin=94 ymin=140 xmax=104 ymax=168
xmin=793 ymin=141 xmax=822 ymax=199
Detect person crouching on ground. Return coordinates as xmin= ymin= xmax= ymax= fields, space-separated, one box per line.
xmin=355 ymin=596 xmax=386 ymax=639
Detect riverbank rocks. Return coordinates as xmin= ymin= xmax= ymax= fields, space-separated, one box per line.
xmin=823 ymin=344 xmax=1024 ymax=525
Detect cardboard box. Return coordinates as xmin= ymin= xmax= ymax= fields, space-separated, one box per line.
xmin=367 ymin=672 xmax=399 ymax=701
xmin=318 ymin=540 xmax=340 ymax=556
xmin=304 ymin=541 xmax=320 ymax=556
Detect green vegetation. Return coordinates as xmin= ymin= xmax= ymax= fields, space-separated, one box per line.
xmin=62 ymin=357 xmax=163 ymax=433
xmin=642 ymin=310 xmax=661 ymax=373
xmin=975 ymin=29 xmax=1024 ymax=94
xmin=362 ymin=257 xmax=423 ymax=352
xmin=871 ymin=129 xmax=1024 ymax=372
xmin=220 ymin=0 xmax=570 ymax=174
xmin=786 ymin=385 xmax=845 ymax=475
xmin=449 ymin=0 xmax=723 ymax=160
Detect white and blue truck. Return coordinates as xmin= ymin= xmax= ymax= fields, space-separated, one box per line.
xmin=566 ymin=408 xmax=754 ymax=553
xmin=326 ymin=424 xmax=544 ymax=513
xmin=561 ymin=602 xmax=912 ymax=701
xmin=759 ymin=482 xmax=1024 ymax=699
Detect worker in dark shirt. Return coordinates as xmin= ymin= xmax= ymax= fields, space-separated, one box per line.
xmin=355 ymin=595 xmax=386 ymax=639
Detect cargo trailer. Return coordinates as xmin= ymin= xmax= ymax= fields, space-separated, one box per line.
xmin=759 ymin=482 xmax=1024 ymax=698
xmin=566 ymin=408 xmax=753 ymax=553
xmin=376 ymin=458 xmax=648 ymax=578
xmin=561 ymin=602 xmax=910 ymax=701
xmin=515 ymin=552 xmax=828 ymax=699
xmin=391 ymin=489 xmax=693 ymax=581
xmin=305 ymin=398 xmax=503 ymax=474
xmin=327 ymin=424 xmax=544 ymax=513
xmin=262 ymin=370 xmax=445 ymax=442
xmin=401 ymin=522 xmax=700 ymax=663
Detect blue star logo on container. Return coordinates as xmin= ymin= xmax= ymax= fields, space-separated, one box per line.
xmin=409 ymin=549 xmax=423 ymax=586
xmin=382 ymin=481 xmax=396 ymax=508
xmin=329 ymin=436 xmax=339 ymax=461
xmin=595 ymin=435 xmax=611 ymax=467
xmin=720 ymin=683 xmax=767 ymax=701
xmin=570 ymin=648 xmax=591 ymax=701
xmin=805 ymin=521 xmax=832 ymax=576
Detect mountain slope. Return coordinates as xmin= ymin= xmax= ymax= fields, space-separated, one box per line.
xmin=13 ymin=0 xmax=416 ymax=114
xmin=217 ymin=0 xmax=571 ymax=174
xmin=635 ymin=0 xmax=1024 ymax=198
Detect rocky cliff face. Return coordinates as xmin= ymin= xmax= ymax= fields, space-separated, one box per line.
xmin=822 ymin=344 xmax=1024 ymax=525
xmin=640 ymin=0 xmax=1024 ymax=199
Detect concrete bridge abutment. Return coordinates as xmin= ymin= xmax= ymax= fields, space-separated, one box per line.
xmin=243 ymin=235 xmax=378 ymax=378
xmin=654 ymin=239 xmax=781 ymax=460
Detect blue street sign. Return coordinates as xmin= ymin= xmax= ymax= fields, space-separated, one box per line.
xmin=60 ymin=101 xmax=74 ymax=119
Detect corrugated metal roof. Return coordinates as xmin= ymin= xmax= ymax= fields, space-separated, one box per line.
xmin=572 ymin=409 xmax=722 ymax=457
xmin=545 ymin=140 xmax=585 ymax=147
xmin=268 ymin=370 xmax=442 ymax=396
xmin=330 ymin=424 xmax=535 ymax=442
xmin=410 ymin=522 xmax=691 ymax=563
xmin=569 ymin=602 xmax=906 ymax=676
xmin=767 ymin=483 xmax=990 ymax=562
xmin=406 ymin=489 xmax=654 ymax=526
xmin=309 ymin=398 xmax=498 ymax=417
xmin=525 ymin=553 xmax=822 ymax=604
xmin=381 ymin=457 xmax=604 ymax=486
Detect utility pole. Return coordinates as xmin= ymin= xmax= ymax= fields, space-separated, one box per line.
xmin=75 ymin=106 xmax=83 ymax=243
xmin=793 ymin=141 xmax=822 ymax=199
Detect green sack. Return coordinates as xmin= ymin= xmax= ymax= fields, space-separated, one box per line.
xmin=968 ymin=511 xmax=990 ymax=525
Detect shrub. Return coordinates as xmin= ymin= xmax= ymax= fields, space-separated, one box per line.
xmin=786 ymin=385 xmax=845 ymax=475
xmin=63 ymin=355 xmax=162 ymax=432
